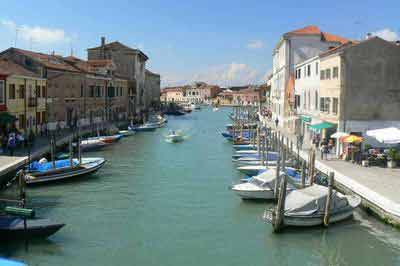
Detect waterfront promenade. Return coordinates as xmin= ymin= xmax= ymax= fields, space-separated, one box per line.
xmin=260 ymin=116 xmax=400 ymax=226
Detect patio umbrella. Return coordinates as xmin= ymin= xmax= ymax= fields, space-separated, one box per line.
xmin=341 ymin=135 xmax=363 ymax=143
xmin=366 ymin=127 xmax=400 ymax=144
xmin=331 ymin=132 xmax=349 ymax=139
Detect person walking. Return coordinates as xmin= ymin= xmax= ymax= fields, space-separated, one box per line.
xmin=275 ymin=118 xmax=279 ymax=128
xmin=8 ymin=133 xmax=16 ymax=156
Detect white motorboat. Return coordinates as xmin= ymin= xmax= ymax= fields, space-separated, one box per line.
xmin=119 ymin=130 xmax=135 ymax=137
xmin=263 ymin=184 xmax=361 ymax=227
xmin=237 ymin=163 xmax=278 ymax=176
xmin=232 ymin=169 xmax=294 ymax=200
xmin=232 ymin=144 xmax=257 ymax=151
xmin=191 ymin=103 xmax=201 ymax=110
xmin=213 ymin=107 xmax=219 ymax=112
xmin=166 ymin=130 xmax=185 ymax=143
xmin=73 ymin=139 xmax=110 ymax=151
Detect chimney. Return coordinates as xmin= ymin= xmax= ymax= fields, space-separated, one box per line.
xmin=366 ymin=32 xmax=372 ymax=40
xmin=101 ymin=37 xmax=106 ymax=47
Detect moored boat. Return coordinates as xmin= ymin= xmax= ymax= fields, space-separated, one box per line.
xmin=74 ymin=139 xmax=110 ymax=151
xmin=25 ymin=157 xmax=106 ymax=185
xmin=232 ymin=168 xmax=294 ymax=200
xmin=0 ymin=216 xmax=65 ymax=241
xmin=263 ymin=184 xmax=361 ymax=227
xmin=166 ymin=130 xmax=185 ymax=143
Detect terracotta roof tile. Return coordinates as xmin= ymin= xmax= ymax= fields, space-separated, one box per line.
xmin=0 ymin=58 xmax=40 ymax=78
xmin=14 ymin=48 xmax=80 ymax=73
xmin=286 ymin=25 xmax=349 ymax=45
xmin=288 ymin=25 xmax=321 ymax=35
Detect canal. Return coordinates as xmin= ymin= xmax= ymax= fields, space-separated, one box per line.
xmin=1 ymin=107 xmax=400 ymax=265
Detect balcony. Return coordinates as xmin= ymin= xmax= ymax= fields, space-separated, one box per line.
xmin=28 ymin=97 xmax=37 ymax=107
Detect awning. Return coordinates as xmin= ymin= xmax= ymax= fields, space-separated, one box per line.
xmin=301 ymin=115 xmax=311 ymax=123
xmin=0 ymin=112 xmax=17 ymax=125
xmin=309 ymin=121 xmax=335 ymax=130
xmin=366 ymin=127 xmax=400 ymax=144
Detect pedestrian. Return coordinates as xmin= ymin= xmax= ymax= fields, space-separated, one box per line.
xmin=8 ymin=133 xmax=16 ymax=156
xmin=320 ymin=142 xmax=325 ymax=160
xmin=275 ymin=118 xmax=279 ymax=128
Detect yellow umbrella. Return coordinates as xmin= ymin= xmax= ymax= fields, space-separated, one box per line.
xmin=341 ymin=135 xmax=363 ymax=143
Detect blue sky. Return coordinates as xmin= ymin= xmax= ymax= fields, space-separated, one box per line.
xmin=0 ymin=0 xmax=399 ymax=87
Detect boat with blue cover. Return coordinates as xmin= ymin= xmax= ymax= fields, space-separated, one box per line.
xmin=0 ymin=257 xmax=27 ymax=266
xmin=25 ymin=157 xmax=106 ymax=185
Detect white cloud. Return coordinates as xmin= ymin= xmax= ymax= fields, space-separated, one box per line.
xmin=247 ymin=40 xmax=264 ymax=49
xmin=371 ymin=28 xmax=399 ymax=42
xmin=163 ymin=63 xmax=270 ymax=87
xmin=1 ymin=19 xmax=71 ymax=44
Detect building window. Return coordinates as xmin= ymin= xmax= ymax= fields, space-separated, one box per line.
xmin=320 ymin=70 xmax=325 ymax=80
xmin=90 ymin=86 xmax=95 ymax=97
xmin=80 ymin=85 xmax=84 ymax=97
xmin=316 ymin=62 xmax=319 ymax=75
xmin=307 ymin=65 xmax=311 ymax=77
xmin=315 ymin=91 xmax=318 ymax=110
xmin=19 ymin=85 xmax=25 ymax=99
xmin=326 ymin=69 xmax=331 ymax=79
xmin=35 ymin=85 xmax=41 ymax=98
xmin=0 ymin=81 xmax=4 ymax=104
xmin=332 ymin=97 xmax=338 ymax=114
xmin=298 ymin=69 xmax=301 ymax=79
xmin=9 ymin=84 xmax=16 ymax=99
xmin=42 ymin=86 xmax=47 ymax=98
xmin=19 ymin=114 xmax=26 ymax=129
xmin=320 ymin=97 xmax=331 ymax=113
xmin=333 ymin=67 xmax=339 ymax=78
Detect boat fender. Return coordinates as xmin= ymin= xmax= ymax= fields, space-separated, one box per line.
xmin=39 ymin=158 xmax=48 ymax=164
xmin=4 ymin=206 xmax=35 ymax=218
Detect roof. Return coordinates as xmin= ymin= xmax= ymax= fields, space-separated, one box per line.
xmin=161 ymin=87 xmax=184 ymax=93
xmin=10 ymin=48 xmax=81 ymax=73
xmin=231 ymin=87 xmax=258 ymax=94
xmin=0 ymin=58 xmax=40 ymax=78
xmin=285 ymin=25 xmax=349 ymax=45
xmin=87 ymin=41 xmax=149 ymax=60
xmin=145 ymin=69 xmax=160 ymax=77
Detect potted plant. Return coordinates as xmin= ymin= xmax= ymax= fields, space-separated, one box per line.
xmin=387 ymin=148 xmax=398 ymax=168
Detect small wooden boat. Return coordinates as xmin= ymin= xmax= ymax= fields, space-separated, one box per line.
xmin=237 ymin=162 xmax=290 ymax=176
xmin=263 ymin=184 xmax=361 ymax=227
xmin=0 ymin=216 xmax=65 ymax=240
xmin=232 ymin=169 xmax=294 ymax=200
xmin=25 ymin=157 xmax=106 ymax=185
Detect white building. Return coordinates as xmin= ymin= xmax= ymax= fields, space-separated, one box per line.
xmin=294 ymin=55 xmax=320 ymax=121
xmin=270 ymin=25 xmax=348 ymax=132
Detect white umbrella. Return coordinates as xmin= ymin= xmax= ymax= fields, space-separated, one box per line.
xmin=331 ymin=132 xmax=349 ymax=139
xmin=366 ymin=127 xmax=400 ymax=144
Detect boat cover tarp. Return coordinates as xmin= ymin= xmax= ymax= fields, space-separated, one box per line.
xmin=29 ymin=159 xmax=78 ymax=173
xmin=284 ymin=185 xmax=348 ymax=215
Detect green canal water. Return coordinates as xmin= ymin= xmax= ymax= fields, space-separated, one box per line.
xmin=1 ymin=107 xmax=400 ymax=266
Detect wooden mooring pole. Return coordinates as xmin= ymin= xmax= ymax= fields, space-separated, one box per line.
xmin=301 ymin=160 xmax=306 ymax=188
xmin=324 ymin=172 xmax=335 ymax=226
xmin=273 ymin=148 xmax=287 ymax=232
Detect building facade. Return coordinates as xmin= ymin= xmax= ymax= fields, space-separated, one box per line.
xmin=0 ymin=58 xmax=47 ymax=133
xmin=320 ymin=37 xmax=400 ymax=145
xmin=87 ymin=38 xmax=149 ymax=117
xmin=270 ymin=25 xmax=348 ymax=131
xmin=145 ymin=69 xmax=161 ymax=108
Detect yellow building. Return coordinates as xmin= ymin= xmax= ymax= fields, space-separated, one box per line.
xmin=0 ymin=59 xmax=47 ymax=134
